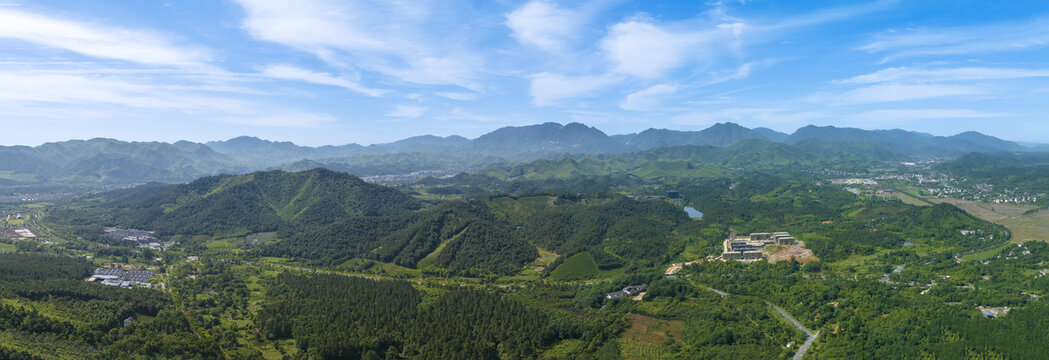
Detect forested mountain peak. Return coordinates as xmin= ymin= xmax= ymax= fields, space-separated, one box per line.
xmin=74 ymin=168 xmax=422 ymax=236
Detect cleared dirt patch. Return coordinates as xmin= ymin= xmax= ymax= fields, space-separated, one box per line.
xmin=766 ymin=244 xmax=818 ymax=264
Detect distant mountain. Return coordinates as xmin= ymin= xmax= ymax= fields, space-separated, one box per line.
xmin=466 ymin=138 xmax=897 ymax=183
xmin=205 ymin=136 xmax=363 ymax=168
xmin=0 ymin=138 xmax=244 ymax=184
xmin=1 ymin=122 xmax=1035 ymax=186
xmin=471 ymin=122 xmax=625 ymax=157
xmin=752 ymin=127 xmax=790 ymax=142
xmin=786 ymin=125 xmax=1025 ymax=156
xmin=618 ymin=122 xmax=768 ymax=151
xmin=84 ymin=168 xmax=421 ymax=236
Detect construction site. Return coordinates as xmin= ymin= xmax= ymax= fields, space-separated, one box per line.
xmin=720 ymin=232 xmax=815 ymax=263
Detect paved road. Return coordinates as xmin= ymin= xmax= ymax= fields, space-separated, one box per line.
xmin=767 ymin=302 xmax=812 ymax=337
xmin=794 ymin=330 xmax=820 ymax=360
xmin=767 ymin=301 xmax=818 ymax=359
xmin=701 ymin=284 xmax=819 ymax=358
xmin=706 ymin=287 xmax=728 ymax=297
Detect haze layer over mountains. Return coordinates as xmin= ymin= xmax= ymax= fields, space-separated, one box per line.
xmin=0 ymin=122 xmax=1039 ymax=186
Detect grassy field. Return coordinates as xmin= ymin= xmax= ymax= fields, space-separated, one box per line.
xmin=549 ymin=252 xmax=600 ymax=281
xmin=930 ymin=198 xmax=1049 ymax=243
xmin=886 ymin=189 xmax=931 ymax=206
xmin=961 ymin=244 xmax=1010 ymax=261
xmin=620 ymin=313 xmax=683 ymax=346
xmin=618 ymin=338 xmax=674 ymax=360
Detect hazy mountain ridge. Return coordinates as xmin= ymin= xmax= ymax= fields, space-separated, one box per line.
xmin=0 ymin=123 xmax=1037 ymax=186
xmin=0 ymin=138 xmax=245 ymax=184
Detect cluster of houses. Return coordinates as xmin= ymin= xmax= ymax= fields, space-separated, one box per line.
xmin=721 ymin=232 xmax=797 ymax=261
xmin=606 ymin=284 xmax=648 ymax=299
xmin=89 ymin=268 xmax=155 ymax=288
xmin=993 ymin=196 xmax=1038 ymax=204
xmin=103 ymin=228 xmax=166 ymax=249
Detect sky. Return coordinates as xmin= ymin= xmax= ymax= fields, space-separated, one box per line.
xmin=1 ymin=0 xmax=1049 ymax=146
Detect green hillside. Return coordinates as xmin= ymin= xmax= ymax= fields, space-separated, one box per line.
xmin=53 ymin=168 xmax=421 ymax=237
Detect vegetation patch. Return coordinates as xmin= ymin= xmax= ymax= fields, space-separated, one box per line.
xmin=549 ymin=252 xmax=600 ymax=281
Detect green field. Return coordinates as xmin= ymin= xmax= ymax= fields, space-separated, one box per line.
xmin=549 ymin=252 xmax=600 ymax=281
xmin=961 ymin=243 xmax=1010 ymax=261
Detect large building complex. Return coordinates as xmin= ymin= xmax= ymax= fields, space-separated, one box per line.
xmin=90 ymin=268 xmax=156 ymax=288
xmin=721 ymin=232 xmax=797 ymax=261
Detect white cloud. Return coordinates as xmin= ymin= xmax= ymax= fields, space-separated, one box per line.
xmin=600 ymin=18 xmax=745 ymax=79
xmin=235 ymin=0 xmax=485 ymax=90
xmin=835 ymin=67 xmax=1049 ymax=85
xmin=529 ymin=72 xmax=620 ymax=106
xmin=505 ymin=2 xmax=579 ymax=52
xmin=601 ymin=21 xmax=685 ymax=78
xmin=0 ymin=9 xmax=209 ymax=67
xmin=620 ymin=84 xmax=677 ymax=111
xmin=859 ymin=18 xmax=1049 ymax=61
xmin=811 ymin=83 xmax=984 ymax=104
xmin=387 ymin=104 xmax=426 ymax=118
xmin=261 ymin=65 xmax=387 ymax=97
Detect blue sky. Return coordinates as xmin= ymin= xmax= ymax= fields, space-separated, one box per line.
xmin=1 ymin=0 xmax=1048 ymax=146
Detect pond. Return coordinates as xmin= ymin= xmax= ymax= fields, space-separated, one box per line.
xmin=683 ymin=206 xmax=703 ymax=219
xmin=903 ymin=241 xmax=916 ymax=246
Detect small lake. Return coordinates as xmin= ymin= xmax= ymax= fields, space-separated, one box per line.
xmin=683 ymin=206 xmax=703 ymax=219
xmin=903 ymin=241 xmax=916 ymax=246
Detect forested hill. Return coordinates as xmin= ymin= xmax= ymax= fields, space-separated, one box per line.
xmin=52 ymin=168 xmax=421 ymax=237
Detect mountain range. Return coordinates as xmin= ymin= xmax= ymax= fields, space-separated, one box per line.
xmin=0 ymin=122 xmax=1041 ymax=185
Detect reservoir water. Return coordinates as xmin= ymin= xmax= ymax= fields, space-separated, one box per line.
xmin=684 ymin=206 xmax=703 ymax=219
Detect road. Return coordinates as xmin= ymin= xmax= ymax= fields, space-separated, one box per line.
xmin=767 ymin=301 xmax=818 ymax=360
xmin=699 ymin=283 xmax=819 ymax=359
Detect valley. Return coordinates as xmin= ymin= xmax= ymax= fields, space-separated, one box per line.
xmin=2 ymin=123 xmax=1049 ymax=359
xmin=5 ymin=1 xmax=1049 ymax=358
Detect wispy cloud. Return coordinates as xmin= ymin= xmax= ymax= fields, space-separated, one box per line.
xmin=0 ymin=8 xmax=210 ymax=67
xmin=0 ymin=70 xmax=247 ymax=112
xmin=261 ymin=65 xmax=387 ymax=97
xmin=671 ymin=107 xmax=824 ymax=128
xmin=835 ymin=66 xmax=1049 ymax=84
xmin=223 ymin=112 xmax=338 ymax=128
xmin=810 ymin=83 xmax=984 ymax=104
xmin=859 ymin=17 xmax=1049 ymax=62
xmin=435 ymin=92 xmax=479 ymax=101
xmin=529 ymin=72 xmax=620 ymax=106
xmin=387 ymin=104 xmax=427 ymax=118
xmin=235 ymin=0 xmax=488 ymax=91
xmin=852 ymin=108 xmax=1006 ymax=122
xmin=620 ymin=84 xmax=677 ymax=111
